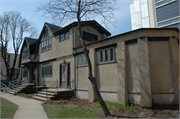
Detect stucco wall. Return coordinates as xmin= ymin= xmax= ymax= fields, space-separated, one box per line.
xmin=148 ymin=40 xmax=173 ymax=93
xmin=39 ymin=28 xmax=73 ymax=62
xmin=96 ymin=64 xmax=117 ymax=92
xmin=74 ymin=26 xmax=107 ymax=48
xmin=76 ymin=67 xmax=89 ymax=90
xmin=126 ymin=43 xmax=140 ymax=93
xmin=39 ymin=56 xmax=74 ymax=88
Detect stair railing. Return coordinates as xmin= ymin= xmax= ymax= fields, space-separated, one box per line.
xmin=8 ymin=78 xmax=29 ymax=93
xmin=45 ymin=79 xmax=58 ymax=100
xmin=1 ymin=82 xmax=8 ymax=92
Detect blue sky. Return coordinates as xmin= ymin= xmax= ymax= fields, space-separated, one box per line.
xmin=0 ymin=0 xmax=133 ymax=53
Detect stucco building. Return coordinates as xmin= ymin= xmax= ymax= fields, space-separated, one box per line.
xmin=0 ymin=49 xmax=20 ymax=80
xmin=19 ymin=20 xmax=179 ymax=107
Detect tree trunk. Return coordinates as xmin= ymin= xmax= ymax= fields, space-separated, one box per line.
xmin=77 ymin=1 xmax=111 ymax=116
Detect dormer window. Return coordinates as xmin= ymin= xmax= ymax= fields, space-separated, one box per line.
xmin=59 ymin=31 xmax=69 ymax=42
xmin=44 ymin=28 xmax=49 ymax=39
xmin=23 ymin=43 xmax=29 ymax=59
xmin=83 ymin=32 xmax=97 ymax=42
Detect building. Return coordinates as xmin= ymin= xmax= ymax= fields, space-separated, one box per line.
xmin=130 ymin=0 xmax=157 ymax=30
xmin=155 ymin=0 xmax=180 ymax=29
xmin=0 ymin=50 xmax=20 ymax=80
xmin=19 ymin=20 xmax=179 ymax=107
xmin=130 ymin=0 xmax=180 ymax=30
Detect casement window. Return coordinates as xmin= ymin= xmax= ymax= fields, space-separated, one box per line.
xmin=59 ymin=31 xmax=69 ymax=42
xmin=23 ymin=43 xmax=29 ymax=59
xmin=42 ymin=61 xmax=53 ymax=77
xmin=44 ymin=28 xmax=49 ymax=38
xmin=41 ymin=39 xmax=52 ymax=53
xmin=98 ymin=47 xmax=116 ymax=64
xmin=77 ymin=54 xmax=88 ymax=67
xmin=7 ymin=55 xmax=10 ymax=67
xmin=23 ymin=67 xmax=28 ymax=78
xmin=83 ymin=32 xmax=97 ymax=42
xmin=48 ymin=39 xmax=51 ymax=49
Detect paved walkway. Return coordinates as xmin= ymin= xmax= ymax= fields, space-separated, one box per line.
xmin=0 ymin=92 xmax=48 ymax=119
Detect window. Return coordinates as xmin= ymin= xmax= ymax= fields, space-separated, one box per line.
xmin=44 ymin=28 xmax=49 ymax=38
xmin=104 ymin=49 xmax=109 ymax=63
xmin=59 ymin=31 xmax=69 ymax=42
xmin=23 ymin=67 xmax=28 ymax=78
xmin=23 ymin=43 xmax=29 ymax=59
xmin=7 ymin=55 xmax=10 ymax=67
xmin=83 ymin=32 xmax=97 ymax=42
xmin=41 ymin=39 xmax=52 ymax=53
xmin=49 ymin=39 xmax=51 ymax=49
xmin=42 ymin=61 xmax=53 ymax=77
xmin=99 ymin=47 xmax=115 ymax=64
xmin=60 ymin=34 xmax=64 ymax=41
xmin=77 ymin=54 xmax=88 ymax=67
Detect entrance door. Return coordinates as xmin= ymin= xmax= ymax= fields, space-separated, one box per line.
xmin=60 ymin=63 xmax=70 ymax=88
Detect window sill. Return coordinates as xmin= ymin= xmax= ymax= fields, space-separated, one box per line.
xmin=76 ymin=65 xmax=88 ymax=68
xmin=59 ymin=38 xmax=69 ymax=42
xmin=97 ymin=62 xmax=117 ymax=65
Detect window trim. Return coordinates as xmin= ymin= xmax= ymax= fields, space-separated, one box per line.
xmin=109 ymin=47 xmax=115 ymax=63
xmin=59 ymin=31 xmax=69 ymax=42
xmin=42 ymin=61 xmax=53 ymax=77
xmin=77 ymin=54 xmax=88 ymax=67
xmin=104 ymin=48 xmax=109 ymax=63
xmin=99 ymin=49 xmax=104 ymax=64
xmin=98 ymin=47 xmax=116 ymax=64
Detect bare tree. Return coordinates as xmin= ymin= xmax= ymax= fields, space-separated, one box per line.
xmin=0 ymin=11 xmax=37 ymax=80
xmin=37 ymin=0 xmax=117 ymax=116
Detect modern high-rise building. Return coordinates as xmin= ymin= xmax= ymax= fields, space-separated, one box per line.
xmin=155 ymin=0 xmax=180 ymax=29
xmin=130 ymin=0 xmax=180 ymax=30
xmin=130 ymin=0 xmax=157 ymax=30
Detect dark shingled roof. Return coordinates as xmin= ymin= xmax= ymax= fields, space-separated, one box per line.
xmin=26 ymin=38 xmax=38 ymax=46
xmin=45 ymin=22 xmax=62 ymax=33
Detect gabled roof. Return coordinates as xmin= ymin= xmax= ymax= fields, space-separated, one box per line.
xmin=54 ymin=20 xmax=111 ymax=36
xmin=45 ymin=22 xmax=62 ymax=33
xmin=38 ymin=22 xmax=62 ymax=40
xmin=26 ymin=37 xmax=38 ymax=46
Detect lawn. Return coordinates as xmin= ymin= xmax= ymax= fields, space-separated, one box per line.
xmin=1 ymin=97 xmax=18 ymax=118
xmin=42 ymin=104 xmax=103 ymax=118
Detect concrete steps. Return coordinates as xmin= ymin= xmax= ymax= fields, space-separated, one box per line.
xmin=33 ymin=88 xmax=74 ymax=101
xmin=33 ymin=96 xmax=50 ymax=101
xmin=8 ymin=84 xmax=35 ymax=95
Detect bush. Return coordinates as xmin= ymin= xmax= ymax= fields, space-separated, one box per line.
xmin=93 ymin=102 xmax=138 ymax=111
xmin=17 ymin=93 xmax=32 ymax=98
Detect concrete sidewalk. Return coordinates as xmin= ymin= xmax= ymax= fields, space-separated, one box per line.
xmin=0 ymin=92 xmax=48 ymax=119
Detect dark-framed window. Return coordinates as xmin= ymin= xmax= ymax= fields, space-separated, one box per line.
xmin=23 ymin=43 xmax=29 ymax=59
xmin=59 ymin=31 xmax=69 ymax=42
xmin=41 ymin=38 xmax=52 ymax=53
xmin=44 ymin=28 xmax=49 ymax=38
xmin=77 ymin=54 xmax=88 ymax=67
xmin=98 ymin=47 xmax=116 ymax=64
xmin=83 ymin=32 xmax=97 ymax=42
xmin=23 ymin=67 xmax=28 ymax=78
xmin=42 ymin=61 xmax=53 ymax=77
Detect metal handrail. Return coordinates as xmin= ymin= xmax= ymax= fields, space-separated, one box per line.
xmin=8 ymin=78 xmax=28 ymax=93
xmin=45 ymin=80 xmax=58 ymax=100
xmin=1 ymin=82 xmax=8 ymax=92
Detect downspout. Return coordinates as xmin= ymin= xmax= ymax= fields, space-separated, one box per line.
xmin=72 ymin=24 xmax=77 ymax=95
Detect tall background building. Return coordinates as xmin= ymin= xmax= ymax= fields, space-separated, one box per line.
xmin=156 ymin=0 xmax=179 ymax=29
xmin=130 ymin=0 xmax=180 ymax=30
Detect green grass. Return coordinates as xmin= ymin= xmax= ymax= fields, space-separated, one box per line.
xmin=42 ymin=104 xmax=103 ymax=118
xmin=17 ymin=93 xmax=32 ymax=98
xmin=92 ymin=102 xmax=138 ymax=111
xmin=1 ymin=97 xmax=18 ymax=118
